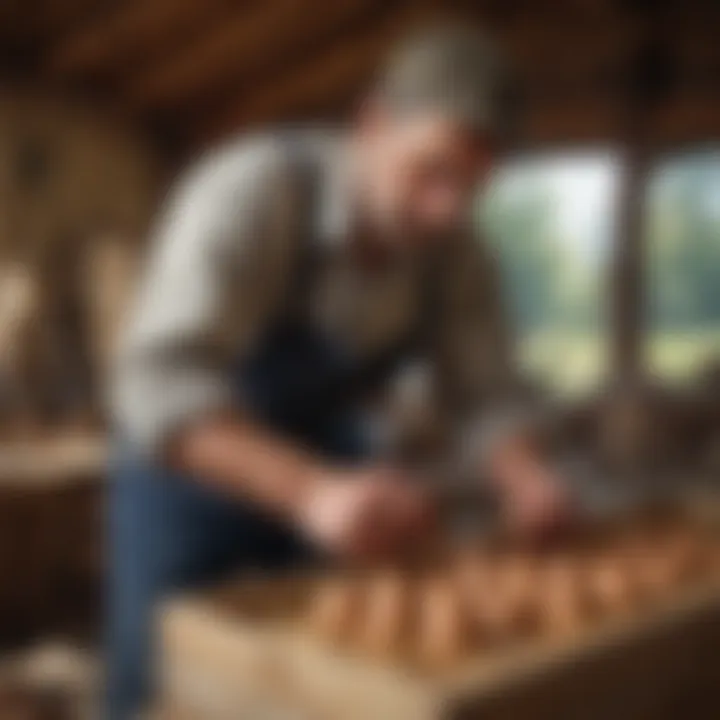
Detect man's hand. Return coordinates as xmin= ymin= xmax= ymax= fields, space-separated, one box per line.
xmin=488 ymin=438 xmax=575 ymax=540
xmin=172 ymin=417 xmax=435 ymax=560
xmin=297 ymin=467 xmax=435 ymax=561
xmin=503 ymin=468 xmax=574 ymax=540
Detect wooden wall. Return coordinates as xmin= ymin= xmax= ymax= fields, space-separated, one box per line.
xmin=0 ymin=91 xmax=162 ymax=428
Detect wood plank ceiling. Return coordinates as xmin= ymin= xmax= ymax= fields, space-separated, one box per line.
xmin=0 ymin=0 xmax=718 ymax=156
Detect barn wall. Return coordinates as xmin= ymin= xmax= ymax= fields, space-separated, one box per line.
xmin=0 ymin=91 xmax=163 ymax=426
xmin=0 ymin=93 xmax=163 ymax=644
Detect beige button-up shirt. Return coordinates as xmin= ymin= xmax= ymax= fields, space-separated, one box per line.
xmin=112 ymin=131 xmax=528 ymax=466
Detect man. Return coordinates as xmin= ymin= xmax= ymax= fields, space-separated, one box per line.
xmin=109 ymin=25 xmax=570 ymax=719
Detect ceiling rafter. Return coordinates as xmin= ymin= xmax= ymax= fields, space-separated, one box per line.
xmin=21 ymin=0 xmax=109 ymax=43
xmin=127 ymin=0 xmax=316 ymax=107
xmin=46 ymin=0 xmax=236 ymax=77
xmin=0 ymin=0 xmax=717 ymax=154
xmin=200 ymin=0 xmax=438 ymax=141
xmin=171 ymin=0 xmax=403 ymax=130
xmin=126 ymin=0 xmax=397 ymax=113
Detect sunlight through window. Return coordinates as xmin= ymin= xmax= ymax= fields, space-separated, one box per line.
xmin=645 ymin=151 xmax=720 ymax=384
xmin=481 ymin=153 xmax=620 ymax=395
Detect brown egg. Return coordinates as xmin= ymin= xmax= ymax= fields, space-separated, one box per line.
xmin=449 ymin=551 xmax=503 ymax=648
xmin=663 ymin=533 xmax=715 ymax=583
xmin=707 ymin=540 xmax=720 ymax=578
xmin=472 ymin=555 xmax=540 ymax=641
xmin=587 ymin=556 xmax=639 ymax=614
xmin=360 ymin=571 xmax=414 ymax=657
xmin=417 ymin=577 xmax=469 ymax=668
xmin=629 ymin=549 xmax=684 ymax=598
xmin=308 ymin=577 xmax=364 ymax=643
xmin=539 ymin=557 xmax=595 ymax=635
xmin=452 ymin=550 xmax=496 ymax=601
xmin=597 ymin=525 xmax=697 ymax=603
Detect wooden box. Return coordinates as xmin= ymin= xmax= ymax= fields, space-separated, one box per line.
xmin=156 ymin=504 xmax=720 ymax=720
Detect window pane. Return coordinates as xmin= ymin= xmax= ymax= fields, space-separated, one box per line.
xmin=481 ymin=153 xmax=619 ymax=395
xmin=645 ymin=151 xmax=720 ymax=384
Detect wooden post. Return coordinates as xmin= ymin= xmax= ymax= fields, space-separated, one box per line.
xmin=610 ymin=132 xmax=650 ymax=385
xmin=609 ymin=7 xmax=676 ymax=386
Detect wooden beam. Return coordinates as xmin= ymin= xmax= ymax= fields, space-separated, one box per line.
xmin=610 ymin=139 xmax=650 ymax=384
xmin=46 ymin=0 xmax=233 ymax=77
xmin=522 ymin=96 xmax=624 ymax=143
xmin=18 ymin=0 xmax=103 ymax=43
xmin=39 ymin=1 xmax=720 ymax=113
xmin=652 ymin=88 xmax=720 ymax=143
xmin=197 ymin=46 xmax=719 ymax=142
xmin=192 ymin=80 xmax=720 ymax=151
xmin=164 ymin=0 xmax=400 ymax=131
xmin=518 ymin=83 xmax=720 ymax=144
xmin=127 ymin=0 xmax=383 ymax=110
xmin=0 ymin=0 xmax=25 ymax=33
xmin=184 ymin=11 xmax=720 ymax=128
xmin=199 ymin=0 xmax=436 ymax=142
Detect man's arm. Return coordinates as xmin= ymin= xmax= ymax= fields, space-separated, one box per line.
xmin=114 ymin=141 xmax=301 ymax=479
xmin=431 ymin=231 xmax=571 ymax=535
xmin=113 ymin=140 xmax=431 ymax=558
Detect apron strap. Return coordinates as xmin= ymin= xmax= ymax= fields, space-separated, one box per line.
xmin=273 ymin=138 xmax=439 ymax=421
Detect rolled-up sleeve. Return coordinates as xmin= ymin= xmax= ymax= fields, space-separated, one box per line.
xmin=431 ymin=231 xmax=541 ymax=472
xmin=111 ymin=140 xmax=297 ymax=455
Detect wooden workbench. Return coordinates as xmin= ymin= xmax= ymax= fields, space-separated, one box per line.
xmin=155 ymin=502 xmax=720 ymax=720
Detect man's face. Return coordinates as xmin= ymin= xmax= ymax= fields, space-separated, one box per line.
xmin=355 ymin=107 xmax=494 ymax=246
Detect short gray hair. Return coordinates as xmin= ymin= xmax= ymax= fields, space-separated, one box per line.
xmin=376 ymin=24 xmax=520 ymax=143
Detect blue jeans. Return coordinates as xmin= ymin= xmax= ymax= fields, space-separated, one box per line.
xmin=107 ymin=456 xmax=317 ymax=720
xmin=107 ymin=325 xmax=368 ymax=719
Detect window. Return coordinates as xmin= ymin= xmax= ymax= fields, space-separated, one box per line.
xmin=481 ymin=152 xmax=619 ymax=395
xmin=645 ymin=150 xmax=720 ymax=383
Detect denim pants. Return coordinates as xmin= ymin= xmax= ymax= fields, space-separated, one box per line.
xmin=107 ymin=324 xmax=367 ymax=719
